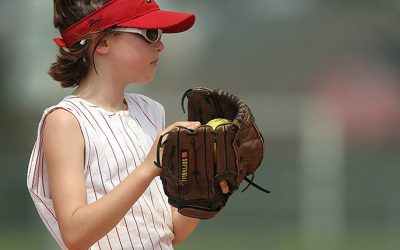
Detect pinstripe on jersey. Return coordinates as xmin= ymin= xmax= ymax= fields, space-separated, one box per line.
xmin=27 ymin=93 xmax=173 ymax=250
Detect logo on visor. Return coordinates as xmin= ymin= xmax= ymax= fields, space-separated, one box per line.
xmin=144 ymin=0 xmax=152 ymax=3
xmin=88 ymin=17 xmax=104 ymax=27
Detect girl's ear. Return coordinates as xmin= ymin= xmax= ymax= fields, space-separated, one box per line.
xmin=94 ymin=39 xmax=110 ymax=55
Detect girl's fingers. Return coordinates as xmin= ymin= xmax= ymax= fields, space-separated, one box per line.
xmin=219 ymin=181 xmax=229 ymax=194
xmin=165 ymin=121 xmax=201 ymax=132
xmin=186 ymin=121 xmax=201 ymax=130
xmin=177 ymin=121 xmax=201 ymax=128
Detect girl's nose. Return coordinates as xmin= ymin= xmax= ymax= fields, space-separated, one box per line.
xmin=154 ymin=40 xmax=164 ymax=53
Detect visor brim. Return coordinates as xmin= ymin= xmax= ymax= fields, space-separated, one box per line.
xmin=118 ymin=10 xmax=195 ymax=33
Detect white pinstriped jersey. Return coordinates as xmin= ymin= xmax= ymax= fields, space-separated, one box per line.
xmin=27 ymin=93 xmax=174 ymax=250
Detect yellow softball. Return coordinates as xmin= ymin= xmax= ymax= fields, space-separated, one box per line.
xmin=206 ymin=118 xmax=231 ymax=129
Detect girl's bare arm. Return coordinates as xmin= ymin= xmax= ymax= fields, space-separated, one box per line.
xmin=171 ymin=207 xmax=200 ymax=245
xmin=43 ymin=109 xmax=199 ymax=250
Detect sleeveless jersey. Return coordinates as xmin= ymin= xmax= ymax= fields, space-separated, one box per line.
xmin=27 ymin=93 xmax=174 ymax=250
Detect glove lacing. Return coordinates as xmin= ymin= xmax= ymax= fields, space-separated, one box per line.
xmin=242 ymin=174 xmax=271 ymax=193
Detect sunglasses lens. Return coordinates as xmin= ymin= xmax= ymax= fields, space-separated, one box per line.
xmin=145 ymin=29 xmax=160 ymax=42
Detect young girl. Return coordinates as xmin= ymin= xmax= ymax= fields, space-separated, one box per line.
xmin=27 ymin=0 xmax=202 ymax=249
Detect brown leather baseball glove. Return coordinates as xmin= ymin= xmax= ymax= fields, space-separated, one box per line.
xmin=154 ymin=87 xmax=269 ymax=219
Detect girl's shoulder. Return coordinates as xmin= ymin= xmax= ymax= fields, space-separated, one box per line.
xmin=36 ymin=96 xmax=92 ymax=135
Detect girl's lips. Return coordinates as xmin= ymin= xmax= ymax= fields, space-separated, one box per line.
xmin=151 ymin=59 xmax=159 ymax=64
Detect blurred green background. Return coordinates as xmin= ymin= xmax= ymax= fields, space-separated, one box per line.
xmin=2 ymin=0 xmax=400 ymax=249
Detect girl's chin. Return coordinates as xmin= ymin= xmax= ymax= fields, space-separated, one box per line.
xmin=143 ymin=75 xmax=155 ymax=83
xmin=128 ymin=76 xmax=155 ymax=84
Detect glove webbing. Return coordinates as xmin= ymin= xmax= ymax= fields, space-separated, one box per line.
xmin=181 ymin=88 xmax=249 ymax=125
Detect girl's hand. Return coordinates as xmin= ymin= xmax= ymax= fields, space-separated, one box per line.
xmin=144 ymin=121 xmax=201 ymax=176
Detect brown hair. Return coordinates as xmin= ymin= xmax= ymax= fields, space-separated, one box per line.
xmin=48 ymin=0 xmax=112 ymax=88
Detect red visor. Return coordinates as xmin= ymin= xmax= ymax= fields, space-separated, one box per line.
xmin=53 ymin=0 xmax=195 ymax=48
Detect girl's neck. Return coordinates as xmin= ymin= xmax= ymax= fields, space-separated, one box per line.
xmin=73 ymin=72 xmax=128 ymax=112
